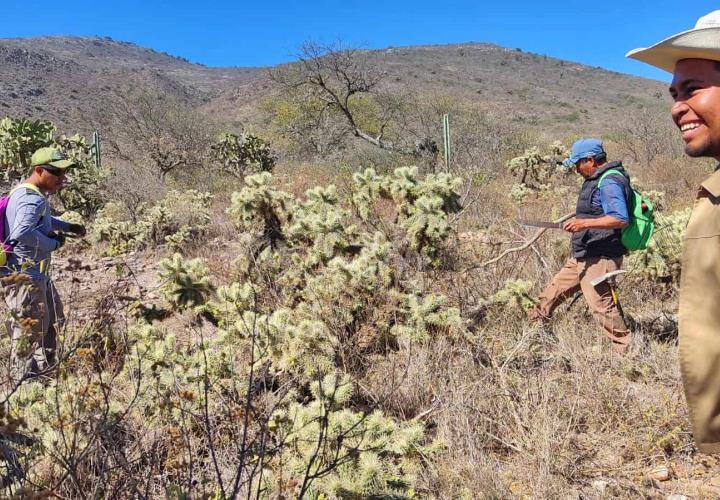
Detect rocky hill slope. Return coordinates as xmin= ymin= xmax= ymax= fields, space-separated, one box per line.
xmin=0 ymin=36 xmax=669 ymax=136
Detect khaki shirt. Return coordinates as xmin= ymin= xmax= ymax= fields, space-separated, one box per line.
xmin=679 ymin=168 xmax=720 ymax=453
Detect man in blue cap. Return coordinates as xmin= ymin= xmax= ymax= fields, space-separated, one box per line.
xmin=528 ymin=138 xmax=633 ymax=354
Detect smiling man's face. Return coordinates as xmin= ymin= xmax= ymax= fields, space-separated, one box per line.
xmin=670 ymin=58 xmax=720 ymax=160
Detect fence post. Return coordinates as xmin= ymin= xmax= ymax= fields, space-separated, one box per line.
xmin=442 ymin=114 xmax=451 ymax=170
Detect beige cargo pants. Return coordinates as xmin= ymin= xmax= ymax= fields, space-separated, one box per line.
xmin=3 ymin=275 xmax=64 ymax=382
xmin=528 ymin=257 xmax=631 ymax=354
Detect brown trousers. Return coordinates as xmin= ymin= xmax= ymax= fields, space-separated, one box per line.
xmin=528 ymin=257 xmax=631 ymax=353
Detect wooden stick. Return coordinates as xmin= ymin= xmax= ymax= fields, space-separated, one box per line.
xmin=468 ymin=211 xmax=575 ymax=270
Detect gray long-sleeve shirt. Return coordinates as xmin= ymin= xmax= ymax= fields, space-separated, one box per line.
xmin=4 ymin=185 xmax=70 ymax=280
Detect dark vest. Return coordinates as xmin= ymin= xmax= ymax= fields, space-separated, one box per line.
xmin=571 ymin=161 xmax=631 ymax=259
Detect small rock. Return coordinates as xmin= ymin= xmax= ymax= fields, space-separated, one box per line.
xmin=649 ymin=465 xmax=671 ymax=482
xmin=666 ymin=495 xmax=688 ymax=500
xmin=592 ymin=480 xmax=608 ymax=494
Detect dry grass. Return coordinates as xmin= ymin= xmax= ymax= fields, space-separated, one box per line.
xmin=2 ymin=145 xmax=710 ymax=497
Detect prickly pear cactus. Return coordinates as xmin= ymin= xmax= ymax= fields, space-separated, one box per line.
xmin=211 ymin=132 xmax=276 ymax=178
xmin=55 ymin=133 xmax=109 ymax=216
xmin=0 ymin=117 xmax=55 ymax=180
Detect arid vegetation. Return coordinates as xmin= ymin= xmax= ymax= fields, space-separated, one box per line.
xmin=1 ymin=40 xmax=719 ymax=499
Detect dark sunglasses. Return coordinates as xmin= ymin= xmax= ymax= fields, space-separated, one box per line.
xmin=42 ymin=166 xmax=67 ymax=177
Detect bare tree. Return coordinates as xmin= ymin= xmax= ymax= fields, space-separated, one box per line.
xmin=270 ymin=41 xmax=411 ymax=154
xmin=89 ymin=85 xmax=213 ymax=180
xmin=610 ymin=106 xmax=684 ymax=167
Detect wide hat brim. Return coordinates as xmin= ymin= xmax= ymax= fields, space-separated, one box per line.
xmin=626 ymin=27 xmax=720 ymax=73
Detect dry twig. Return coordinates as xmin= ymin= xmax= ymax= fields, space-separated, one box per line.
xmin=468 ymin=211 xmax=575 ymax=270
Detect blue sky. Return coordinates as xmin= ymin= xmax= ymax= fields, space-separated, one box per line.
xmin=4 ymin=1 xmax=719 ymax=82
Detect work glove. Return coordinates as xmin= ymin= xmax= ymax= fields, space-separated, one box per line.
xmin=67 ymin=223 xmax=87 ymax=237
xmin=50 ymin=232 xmax=66 ymax=250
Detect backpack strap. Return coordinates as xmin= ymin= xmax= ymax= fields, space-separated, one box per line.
xmin=598 ymin=169 xmax=626 ymax=187
xmin=10 ymin=183 xmax=44 ymax=197
xmin=8 ymin=183 xmax=47 ymax=217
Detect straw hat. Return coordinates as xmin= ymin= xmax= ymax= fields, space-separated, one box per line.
xmin=626 ymin=10 xmax=720 ymax=72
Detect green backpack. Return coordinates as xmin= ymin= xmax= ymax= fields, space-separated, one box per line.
xmin=598 ymin=169 xmax=654 ymax=251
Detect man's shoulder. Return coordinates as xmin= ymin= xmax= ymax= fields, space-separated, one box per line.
xmin=8 ymin=186 xmax=46 ymax=207
xmin=598 ymin=167 xmax=630 ymax=190
xmin=599 ymin=174 xmax=626 ymax=187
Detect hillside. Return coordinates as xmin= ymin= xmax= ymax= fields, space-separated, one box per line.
xmin=0 ymin=36 xmax=669 ymax=137
xmin=1 ymin=35 xmax=717 ymax=499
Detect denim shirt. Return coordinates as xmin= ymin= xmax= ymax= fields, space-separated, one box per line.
xmin=592 ymin=176 xmax=630 ymax=223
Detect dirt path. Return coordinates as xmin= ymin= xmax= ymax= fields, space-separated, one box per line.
xmin=51 ymin=251 xmax=162 ymax=324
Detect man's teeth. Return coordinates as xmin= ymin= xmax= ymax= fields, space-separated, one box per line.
xmin=681 ymin=123 xmax=701 ymax=132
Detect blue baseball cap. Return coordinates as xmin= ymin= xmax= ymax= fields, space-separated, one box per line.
xmin=562 ymin=138 xmax=605 ymax=168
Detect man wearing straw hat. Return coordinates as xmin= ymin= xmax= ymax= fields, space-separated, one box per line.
xmin=628 ymin=10 xmax=720 ymax=453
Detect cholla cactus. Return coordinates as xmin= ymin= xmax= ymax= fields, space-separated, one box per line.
xmin=509 ymin=182 xmax=534 ymax=203
xmin=300 ymin=239 xmax=394 ymax=327
xmin=392 ymin=293 xmax=463 ymax=341
xmin=352 ymin=167 xmax=385 ymax=219
xmin=94 ymin=190 xmax=212 ymax=254
xmin=477 ymin=279 xmax=538 ymax=313
xmin=159 ymin=253 xmax=214 ymax=310
xmin=211 ymin=132 xmax=276 ymax=178
xmin=267 ymin=373 xmax=432 ymax=498
xmin=227 ymin=172 xmax=294 ymax=247
xmin=628 ymin=208 xmax=690 ymax=283
xmin=352 ymin=166 xmax=462 ymax=263
xmin=506 ymin=141 xmax=568 ymax=198
xmin=286 ymin=185 xmax=359 ymax=265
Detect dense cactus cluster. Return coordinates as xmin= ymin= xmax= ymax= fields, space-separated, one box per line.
xmin=352 ymin=166 xmax=462 ymax=262
xmin=2 ymin=167 xmax=461 ymax=497
xmin=94 ymin=189 xmax=213 ymax=254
